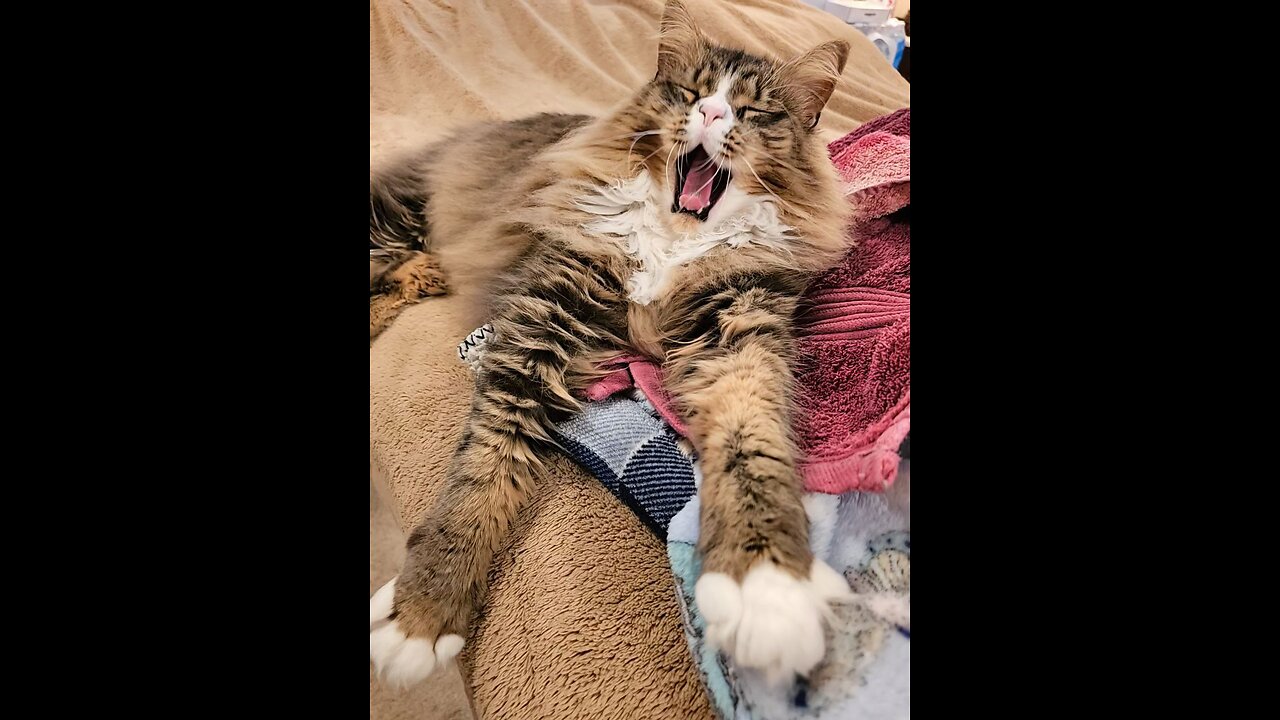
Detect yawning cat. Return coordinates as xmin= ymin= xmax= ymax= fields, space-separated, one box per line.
xmin=370 ymin=0 xmax=854 ymax=689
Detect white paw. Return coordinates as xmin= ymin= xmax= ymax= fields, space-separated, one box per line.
xmin=368 ymin=576 xmax=465 ymax=687
xmin=695 ymin=559 xmax=852 ymax=684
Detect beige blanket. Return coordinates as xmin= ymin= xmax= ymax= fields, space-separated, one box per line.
xmin=370 ymin=1 xmax=909 ymax=717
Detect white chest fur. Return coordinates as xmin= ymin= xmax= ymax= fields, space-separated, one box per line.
xmin=575 ymin=172 xmax=794 ymax=305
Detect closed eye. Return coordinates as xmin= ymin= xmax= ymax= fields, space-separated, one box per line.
xmin=676 ymin=86 xmax=698 ymax=104
xmin=740 ymin=106 xmax=784 ymax=121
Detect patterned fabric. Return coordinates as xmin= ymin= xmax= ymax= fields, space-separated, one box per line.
xmin=666 ymin=475 xmax=910 ymax=720
xmin=553 ymin=393 xmax=695 ymax=536
xmin=457 ymin=323 xmax=494 ymax=371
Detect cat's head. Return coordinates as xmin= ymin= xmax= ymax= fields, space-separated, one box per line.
xmin=618 ymin=0 xmax=849 ymax=228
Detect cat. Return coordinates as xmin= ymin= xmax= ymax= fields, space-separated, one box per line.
xmin=369 ymin=0 xmax=854 ymax=689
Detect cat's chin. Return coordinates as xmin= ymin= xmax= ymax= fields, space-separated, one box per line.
xmin=667 ymin=211 xmax=706 ymax=233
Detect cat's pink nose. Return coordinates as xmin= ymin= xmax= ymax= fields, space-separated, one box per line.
xmin=699 ymin=102 xmax=727 ymax=125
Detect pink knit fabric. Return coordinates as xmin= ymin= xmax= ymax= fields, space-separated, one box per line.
xmin=586 ymin=109 xmax=911 ymax=493
xmin=586 ymin=355 xmax=691 ymax=438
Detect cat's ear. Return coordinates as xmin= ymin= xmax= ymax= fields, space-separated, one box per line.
xmin=656 ymin=0 xmax=706 ymax=78
xmin=778 ymin=40 xmax=850 ymax=128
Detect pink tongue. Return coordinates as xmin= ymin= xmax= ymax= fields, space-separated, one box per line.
xmin=679 ymin=161 xmax=718 ymax=212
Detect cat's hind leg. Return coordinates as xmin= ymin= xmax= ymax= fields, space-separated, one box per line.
xmin=369 ymin=251 xmax=449 ymax=341
xmin=370 ymin=151 xmax=445 ymax=341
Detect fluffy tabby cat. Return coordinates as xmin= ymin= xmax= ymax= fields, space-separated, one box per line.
xmin=370 ymin=0 xmax=854 ymax=687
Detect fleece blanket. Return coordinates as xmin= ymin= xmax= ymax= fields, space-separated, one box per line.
xmin=454 ymin=112 xmax=911 ymax=718
xmin=370 ymin=1 xmax=909 ymax=717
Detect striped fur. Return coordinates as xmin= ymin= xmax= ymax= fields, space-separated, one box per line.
xmin=369 ymin=0 xmax=852 ymax=680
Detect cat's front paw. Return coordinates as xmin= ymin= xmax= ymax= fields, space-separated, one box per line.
xmin=695 ymin=559 xmax=852 ymax=685
xmin=368 ymin=576 xmax=466 ymax=687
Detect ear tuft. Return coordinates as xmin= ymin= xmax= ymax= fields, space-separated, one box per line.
xmin=780 ymin=40 xmax=849 ymax=128
xmin=656 ymin=0 xmax=707 ymax=78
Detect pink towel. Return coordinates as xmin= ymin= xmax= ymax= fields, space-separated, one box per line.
xmin=797 ymin=109 xmax=910 ymax=493
xmin=587 ymin=109 xmax=911 ymax=493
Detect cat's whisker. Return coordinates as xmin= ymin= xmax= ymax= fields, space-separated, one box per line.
xmin=621 ymin=131 xmax=667 ymax=146
xmin=741 ymin=155 xmax=804 ymax=217
xmin=622 ymin=130 xmax=668 ymax=174
xmin=599 ymin=129 xmax=667 ymax=142
xmin=747 ymin=147 xmax=809 ymax=175
xmin=635 ymin=141 xmax=672 ymax=168
xmin=743 ymin=143 xmax=798 ymax=166
xmin=599 ymin=129 xmax=665 ymax=160
xmin=664 ymin=139 xmax=687 ymax=195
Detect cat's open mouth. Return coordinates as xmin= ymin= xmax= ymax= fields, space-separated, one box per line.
xmin=672 ymin=145 xmax=731 ymax=222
